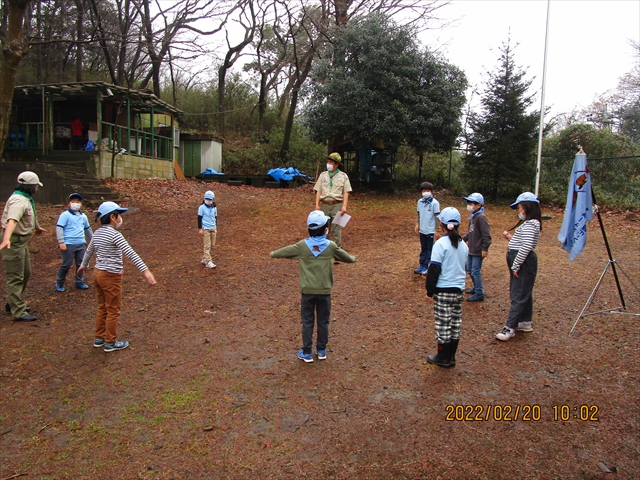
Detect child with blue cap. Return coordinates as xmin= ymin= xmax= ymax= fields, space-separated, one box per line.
xmin=78 ymin=201 xmax=156 ymax=352
xmin=461 ymin=192 xmax=492 ymax=301
xmin=198 ymin=190 xmax=218 ymax=269
xmin=414 ymin=181 xmax=440 ymax=275
xmin=496 ymin=192 xmax=542 ymax=341
xmin=425 ymin=207 xmax=469 ymax=368
xmin=55 ymin=193 xmax=93 ymax=292
xmin=271 ymin=210 xmax=356 ymax=363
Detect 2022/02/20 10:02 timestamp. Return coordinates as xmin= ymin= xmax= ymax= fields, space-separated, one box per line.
xmin=445 ymin=405 xmax=599 ymax=421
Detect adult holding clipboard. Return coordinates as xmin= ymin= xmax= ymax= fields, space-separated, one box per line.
xmin=314 ymin=153 xmax=352 ymax=248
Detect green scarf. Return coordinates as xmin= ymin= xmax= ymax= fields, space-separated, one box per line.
xmin=328 ymin=168 xmax=340 ymax=189
xmin=12 ymin=190 xmax=38 ymax=229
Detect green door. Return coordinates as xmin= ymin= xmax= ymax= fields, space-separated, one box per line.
xmin=183 ymin=141 xmax=201 ymax=177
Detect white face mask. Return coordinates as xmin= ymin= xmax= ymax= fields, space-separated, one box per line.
xmin=466 ymin=205 xmax=475 ymax=213
xmin=204 ymin=200 xmax=213 ymax=206
xmin=518 ymin=212 xmax=526 ymax=221
xmin=115 ymin=217 xmax=124 ymax=229
xmin=422 ymin=191 xmax=432 ymax=199
xmin=326 ymin=163 xmax=334 ymax=172
xmin=70 ymin=202 xmax=82 ymax=211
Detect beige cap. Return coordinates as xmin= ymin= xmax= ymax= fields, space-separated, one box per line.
xmin=18 ymin=171 xmax=43 ymax=186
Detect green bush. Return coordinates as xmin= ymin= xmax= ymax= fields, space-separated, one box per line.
xmin=223 ymin=124 xmax=325 ymax=177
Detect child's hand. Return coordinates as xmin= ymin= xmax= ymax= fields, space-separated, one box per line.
xmin=425 ymin=293 xmax=433 ymax=303
xmin=199 ymin=228 xmax=204 ymax=236
xmin=35 ymin=226 xmax=47 ymax=236
xmin=144 ymin=269 xmax=156 ymax=285
xmin=482 ymin=251 xmax=488 ymax=259
xmin=59 ymin=243 xmax=67 ymax=251
xmin=77 ymin=266 xmax=85 ymax=276
xmin=414 ymin=225 xmax=419 ymax=234
xmin=502 ymin=230 xmax=512 ymax=240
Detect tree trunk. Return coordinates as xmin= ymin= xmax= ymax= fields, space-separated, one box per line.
xmin=218 ymin=64 xmax=226 ymax=138
xmin=35 ymin=0 xmax=41 ymax=82
xmin=279 ymin=55 xmax=313 ymax=161
xmin=75 ymin=0 xmax=84 ymax=81
xmin=258 ymin=71 xmax=267 ymax=134
xmin=0 ymin=0 xmax=31 ymax=159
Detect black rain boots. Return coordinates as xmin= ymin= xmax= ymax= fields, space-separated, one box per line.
xmin=427 ymin=341 xmax=452 ymax=368
xmin=449 ymin=339 xmax=459 ymax=367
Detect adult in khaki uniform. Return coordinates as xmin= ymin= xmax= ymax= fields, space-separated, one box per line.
xmin=1 ymin=171 xmax=46 ymax=321
xmin=314 ymin=152 xmax=352 ymax=248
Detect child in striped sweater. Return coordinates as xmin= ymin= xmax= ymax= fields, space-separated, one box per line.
xmin=496 ymin=192 xmax=542 ymax=342
xmin=78 ymin=201 xmax=156 ymax=352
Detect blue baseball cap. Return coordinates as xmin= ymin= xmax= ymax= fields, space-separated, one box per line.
xmin=437 ymin=207 xmax=461 ymax=226
xmin=462 ymin=192 xmax=484 ymax=205
xmin=68 ymin=193 xmax=83 ymax=202
xmin=307 ymin=210 xmax=330 ymax=229
xmin=204 ymin=190 xmax=215 ymax=200
xmin=97 ymin=201 xmax=128 ymax=219
xmin=510 ymin=192 xmax=539 ymax=209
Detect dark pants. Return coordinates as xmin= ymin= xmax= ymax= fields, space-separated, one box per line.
xmin=419 ymin=233 xmax=435 ymax=268
xmin=506 ymin=250 xmax=538 ymax=329
xmin=56 ymin=243 xmax=86 ymax=287
xmin=301 ymin=294 xmax=331 ymax=354
xmin=1 ymin=233 xmax=31 ymax=318
xmin=73 ymin=135 xmax=84 ymax=150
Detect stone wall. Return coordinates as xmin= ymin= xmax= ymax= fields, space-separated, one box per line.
xmin=92 ymin=151 xmax=174 ymax=180
xmin=0 ymin=162 xmax=69 ymax=205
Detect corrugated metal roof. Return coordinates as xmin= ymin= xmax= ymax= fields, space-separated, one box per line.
xmin=14 ymin=81 xmax=183 ymax=116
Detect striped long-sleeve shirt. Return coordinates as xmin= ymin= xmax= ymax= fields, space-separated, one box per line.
xmin=80 ymin=225 xmax=147 ymax=274
xmin=508 ymin=220 xmax=541 ymax=271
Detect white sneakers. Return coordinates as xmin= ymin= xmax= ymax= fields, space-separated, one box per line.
xmin=496 ymin=326 xmax=515 ymax=341
xmin=205 ymin=261 xmax=216 ymax=269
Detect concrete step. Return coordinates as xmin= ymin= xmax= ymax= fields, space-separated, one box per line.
xmin=62 ymin=177 xmax=103 ymax=184
xmin=65 ymin=185 xmax=113 ymax=194
xmin=80 ymin=192 xmax=121 ymax=206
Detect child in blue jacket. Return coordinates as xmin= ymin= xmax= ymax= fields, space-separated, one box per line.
xmin=55 ymin=193 xmax=93 ymax=291
xmin=198 ymin=190 xmax=218 ymax=269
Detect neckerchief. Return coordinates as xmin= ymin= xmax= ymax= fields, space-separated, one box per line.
xmin=304 ymin=235 xmax=330 ymax=257
xmin=420 ymin=196 xmax=434 ymax=205
xmin=13 ymin=190 xmax=38 ymax=229
xmin=469 ymin=206 xmax=485 ymax=219
xmin=328 ymin=169 xmax=340 ymax=189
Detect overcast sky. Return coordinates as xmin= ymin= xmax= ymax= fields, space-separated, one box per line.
xmin=421 ymin=0 xmax=640 ymax=117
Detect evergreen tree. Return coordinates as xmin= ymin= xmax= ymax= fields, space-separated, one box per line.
xmin=304 ymin=14 xmax=466 ymax=152
xmin=463 ymin=38 xmax=539 ymax=200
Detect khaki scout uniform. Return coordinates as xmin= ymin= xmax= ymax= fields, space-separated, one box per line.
xmin=314 ymin=170 xmax=352 ymax=247
xmin=1 ymin=194 xmax=37 ymax=318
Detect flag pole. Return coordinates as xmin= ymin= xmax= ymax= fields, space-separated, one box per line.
xmin=534 ymin=0 xmax=551 ymax=197
xmin=570 ymin=187 xmax=631 ymax=333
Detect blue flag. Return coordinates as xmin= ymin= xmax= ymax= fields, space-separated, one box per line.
xmin=557 ymin=152 xmax=593 ymax=261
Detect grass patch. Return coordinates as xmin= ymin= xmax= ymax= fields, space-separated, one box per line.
xmin=161 ymin=389 xmax=201 ymax=410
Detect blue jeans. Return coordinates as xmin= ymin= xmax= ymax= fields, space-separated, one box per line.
xmin=466 ymin=255 xmax=484 ymax=297
xmin=56 ymin=244 xmax=86 ymax=286
xmin=419 ymin=233 xmax=435 ymax=268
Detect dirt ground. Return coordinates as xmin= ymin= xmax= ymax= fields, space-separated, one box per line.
xmin=1 ymin=178 xmax=639 ymax=480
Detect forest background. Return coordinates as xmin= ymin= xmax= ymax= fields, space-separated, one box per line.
xmin=0 ymin=0 xmax=638 ymax=207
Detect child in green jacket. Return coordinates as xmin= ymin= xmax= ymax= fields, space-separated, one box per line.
xmin=271 ymin=210 xmax=356 ymax=363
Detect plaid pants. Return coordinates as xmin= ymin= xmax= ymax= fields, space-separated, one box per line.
xmin=433 ymin=292 xmax=464 ymax=343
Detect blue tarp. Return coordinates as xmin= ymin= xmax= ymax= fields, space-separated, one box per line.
xmin=267 ymin=167 xmax=312 ymax=182
xmin=199 ymin=168 xmax=224 ymax=175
